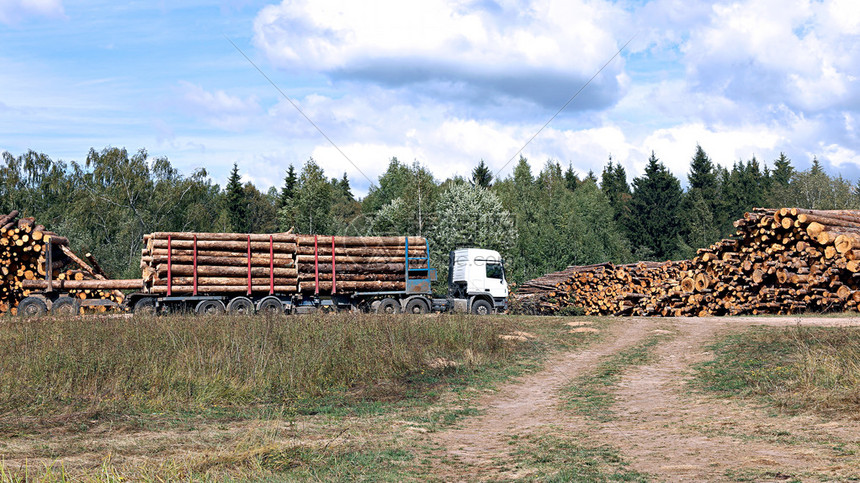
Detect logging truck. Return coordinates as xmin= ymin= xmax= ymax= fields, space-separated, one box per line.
xmin=14 ymin=231 xmax=508 ymax=316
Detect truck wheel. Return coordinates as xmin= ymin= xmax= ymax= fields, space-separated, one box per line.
xmin=404 ymin=298 xmax=430 ymax=314
xmin=257 ymin=296 xmax=284 ymax=315
xmin=376 ymin=298 xmax=400 ymax=314
xmin=195 ymin=300 xmax=226 ymax=315
xmin=51 ymin=296 xmax=80 ymax=316
xmin=18 ymin=297 xmax=47 ymax=317
xmin=227 ymin=296 xmax=255 ymax=315
xmin=133 ymin=297 xmax=156 ymax=316
xmin=471 ymin=299 xmax=492 ymax=315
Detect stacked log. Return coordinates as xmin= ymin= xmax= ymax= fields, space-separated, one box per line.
xmin=139 ymin=232 xmax=429 ymax=296
xmin=140 ymin=232 xmax=299 ymax=295
xmin=515 ymin=261 xmax=691 ymax=316
xmin=0 ymin=210 xmax=122 ymax=314
xmin=515 ymin=208 xmax=860 ymax=317
xmin=293 ymin=235 xmax=427 ymax=294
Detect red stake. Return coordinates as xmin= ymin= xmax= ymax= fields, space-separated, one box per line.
xmin=247 ymin=235 xmax=252 ymax=296
xmin=314 ymin=234 xmax=319 ymax=295
xmin=331 ymin=236 xmax=336 ymax=294
xmin=269 ymin=235 xmax=274 ymax=295
xmin=193 ymin=234 xmax=198 ymax=296
xmin=167 ymin=235 xmax=172 ymax=296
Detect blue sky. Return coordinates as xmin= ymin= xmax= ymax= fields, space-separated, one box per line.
xmin=2 ymin=0 xmax=860 ymax=197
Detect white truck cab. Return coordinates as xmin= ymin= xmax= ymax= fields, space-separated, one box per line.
xmin=448 ymin=248 xmax=508 ymax=314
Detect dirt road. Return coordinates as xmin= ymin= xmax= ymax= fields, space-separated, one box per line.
xmin=433 ymin=316 xmax=860 ymax=481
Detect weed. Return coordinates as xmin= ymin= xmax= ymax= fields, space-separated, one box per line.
xmin=0 ymin=313 xmax=514 ymax=424
xmin=692 ymin=325 xmax=860 ymax=417
xmin=505 ymin=432 xmax=650 ymax=482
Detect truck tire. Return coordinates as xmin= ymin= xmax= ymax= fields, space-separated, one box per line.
xmin=133 ymin=297 xmax=156 ymax=316
xmin=404 ymin=297 xmax=430 ymax=314
xmin=257 ymin=296 xmax=284 ymax=315
xmin=471 ymin=299 xmax=492 ymax=315
xmin=51 ymin=296 xmax=80 ymax=316
xmin=376 ymin=298 xmax=400 ymax=314
xmin=195 ymin=299 xmax=226 ymax=315
xmin=227 ymin=296 xmax=255 ymax=315
xmin=18 ymin=297 xmax=47 ymax=317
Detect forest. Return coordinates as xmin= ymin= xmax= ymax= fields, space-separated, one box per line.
xmin=2 ymin=145 xmax=858 ymax=289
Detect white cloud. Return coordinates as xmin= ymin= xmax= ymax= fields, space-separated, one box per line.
xmin=0 ymin=0 xmax=64 ymax=25
xmin=252 ymin=0 xmax=628 ymax=109
xmin=821 ymin=143 xmax=860 ymax=169
xmin=176 ymin=81 xmax=261 ymax=131
xmin=683 ymin=0 xmax=860 ymax=112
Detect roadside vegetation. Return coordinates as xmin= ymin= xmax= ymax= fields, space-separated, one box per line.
xmin=0 ymin=313 xmax=519 ymax=420
xmin=694 ymin=325 xmax=860 ymax=417
xmin=0 ymin=314 xmax=602 ymax=481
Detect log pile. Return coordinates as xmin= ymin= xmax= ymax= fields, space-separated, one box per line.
xmin=294 ymin=235 xmax=427 ymax=294
xmin=140 ymin=232 xmax=429 ymax=295
xmin=515 ymin=208 xmax=860 ymax=317
xmin=0 ymin=210 xmax=122 ymax=315
xmin=141 ymin=232 xmax=299 ymax=294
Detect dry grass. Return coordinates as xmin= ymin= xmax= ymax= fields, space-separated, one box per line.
xmin=0 ymin=314 xmax=594 ymax=481
xmin=0 ymin=312 xmax=513 ymax=423
xmin=695 ymin=325 xmax=860 ymax=416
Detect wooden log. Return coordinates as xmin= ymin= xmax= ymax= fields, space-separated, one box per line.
xmin=23 ymin=279 xmax=143 ymax=290
xmin=295 ymin=235 xmax=426 ymax=246
xmin=147 ymin=285 xmax=298 ymax=294
xmin=296 ymin=263 xmax=423 ymax=273
xmin=295 ymin=255 xmax=411 ymax=264
xmin=148 ymin=255 xmax=295 ymax=267
xmin=298 ymin=281 xmax=407 ymax=292
xmin=149 ymin=239 xmax=296 ymax=252
xmin=155 ymin=265 xmax=298 ymax=277
xmin=294 ymin=246 xmax=425 ymax=256
xmin=147 ymin=248 xmax=294 ymax=259
xmin=297 ymin=273 xmax=405 ymax=282
xmin=152 ymin=277 xmax=298 ymax=286
xmin=148 ymin=231 xmax=296 ymax=242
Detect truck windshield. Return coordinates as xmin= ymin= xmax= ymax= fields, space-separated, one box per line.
xmin=486 ymin=262 xmax=504 ymax=280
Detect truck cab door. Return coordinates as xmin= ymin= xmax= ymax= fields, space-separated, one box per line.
xmin=483 ymin=262 xmax=507 ymax=298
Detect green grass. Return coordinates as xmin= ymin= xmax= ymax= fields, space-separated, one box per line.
xmin=504 ymin=432 xmax=650 ymax=482
xmin=563 ymin=331 xmax=674 ymax=422
xmin=693 ymin=325 xmax=860 ymax=417
xmin=0 ymin=313 xmax=516 ymax=423
xmin=0 ymin=314 xmax=607 ymax=482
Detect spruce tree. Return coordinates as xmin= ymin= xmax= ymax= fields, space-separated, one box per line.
xmin=771 ymin=153 xmax=794 ymax=186
xmin=627 ymin=152 xmax=683 ymax=260
xmin=278 ymin=165 xmax=297 ymax=209
xmin=687 ymin=145 xmax=717 ymax=199
xmin=682 ymin=145 xmax=720 ymax=249
xmin=338 ymin=172 xmax=353 ymax=200
xmin=225 ymin=162 xmax=248 ymax=232
xmin=600 ymin=159 xmax=631 ymax=226
xmin=564 ymin=163 xmax=579 ymax=191
xmin=471 ymin=159 xmax=493 ymax=187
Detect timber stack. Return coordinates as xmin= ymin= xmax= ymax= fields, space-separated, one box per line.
xmin=0 ymin=210 xmax=122 ymax=314
xmin=515 ymin=208 xmax=860 ymax=316
xmin=140 ymin=232 xmax=429 ymax=295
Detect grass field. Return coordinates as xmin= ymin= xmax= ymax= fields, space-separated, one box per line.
xmin=693 ymin=324 xmax=860 ymax=416
xmin=0 ymin=313 xmax=597 ymax=481
xmin=3 ymin=314 xmax=859 ymax=481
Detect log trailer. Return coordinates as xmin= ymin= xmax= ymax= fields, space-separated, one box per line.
xmin=16 ymin=233 xmax=508 ymax=316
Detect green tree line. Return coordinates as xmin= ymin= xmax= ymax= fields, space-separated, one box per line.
xmin=2 ymin=145 xmax=859 ymax=288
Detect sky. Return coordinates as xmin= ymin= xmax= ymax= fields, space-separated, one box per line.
xmin=2 ymin=0 xmax=860 ymax=197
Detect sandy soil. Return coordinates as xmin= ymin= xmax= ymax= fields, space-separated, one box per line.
xmin=432 ymin=316 xmax=860 ymax=482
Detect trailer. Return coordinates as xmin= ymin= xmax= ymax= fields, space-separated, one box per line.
xmin=16 ymin=233 xmax=508 ymax=316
